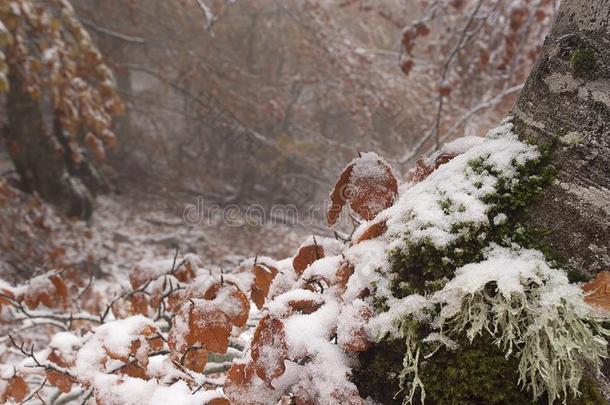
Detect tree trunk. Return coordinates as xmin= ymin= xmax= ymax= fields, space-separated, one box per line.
xmin=4 ymin=72 xmax=93 ymax=219
xmin=511 ymin=0 xmax=610 ymax=277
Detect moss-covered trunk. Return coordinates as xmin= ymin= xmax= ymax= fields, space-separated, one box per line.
xmin=511 ymin=0 xmax=610 ymax=277
xmin=355 ymin=1 xmax=610 ymax=403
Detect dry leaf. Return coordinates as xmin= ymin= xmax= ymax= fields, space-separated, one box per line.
xmin=204 ymin=282 xmax=250 ymax=327
xmin=181 ymin=348 xmax=208 ymax=373
xmin=327 ymin=153 xmax=397 ymax=225
xmin=2 ymin=375 xmax=28 ymax=402
xmin=287 ymin=299 xmax=324 ymax=314
xmin=169 ymin=301 xmax=232 ymax=355
xmin=353 ymin=220 xmax=388 ymax=244
xmin=223 ymin=362 xmax=263 ymax=405
xmin=335 ymin=261 xmax=355 ymax=292
xmin=583 ymin=271 xmax=610 ymax=311
xmin=413 ymin=152 xmax=457 ymax=183
xmin=47 ymin=350 xmax=74 ymax=393
xmin=251 ymin=315 xmax=288 ymax=386
xmin=293 ymin=243 xmax=325 ymax=276
xmin=23 ymin=274 xmax=68 ymax=310
xmin=251 ymin=264 xmax=279 ymax=310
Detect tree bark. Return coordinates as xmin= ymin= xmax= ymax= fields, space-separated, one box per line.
xmin=4 ymin=72 xmax=93 ymax=219
xmin=512 ymin=0 xmax=610 ymax=277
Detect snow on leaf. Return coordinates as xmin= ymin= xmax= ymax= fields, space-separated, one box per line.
xmin=169 ymin=299 xmax=231 ymax=355
xmin=22 ymin=273 xmax=68 ymax=310
xmin=224 ymin=363 xmax=264 ymax=405
xmin=47 ymin=350 xmax=75 ymax=393
xmin=251 ymin=315 xmax=288 ymax=387
xmin=327 ymin=152 xmax=397 ymax=225
xmin=204 ymin=281 xmax=250 ymax=328
xmin=352 ymin=219 xmax=388 ymax=244
xmin=336 ymin=299 xmax=373 ymax=353
xmin=334 ymin=260 xmax=354 ymax=294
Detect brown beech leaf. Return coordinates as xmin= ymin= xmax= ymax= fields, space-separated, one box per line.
xmin=582 ymin=271 xmax=610 ymax=311
xmin=127 ymin=293 xmax=149 ymax=316
xmin=0 ymin=288 xmax=14 ymax=310
xmin=23 ymin=274 xmax=68 ymax=310
xmin=328 ymin=163 xmax=354 ymax=225
xmin=251 ymin=315 xmax=288 ymax=386
xmin=338 ymin=301 xmax=373 ymax=353
xmin=335 ymin=261 xmax=355 ymax=292
xmin=181 ymin=348 xmax=208 ymax=373
xmin=251 ymin=264 xmax=279 ymax=310
xmin=353 ymin=220 xmax=388 ymax=245
xmin=414 ymin=152 xmax=456 ymax=183
xmin=287 ymin=299 xmax=324 ymax=314
xmin=169 ymin=301 xmax=232 ymax=355
xmin=293 ymin=243 xmax=325 ymax=276
xmin=47 ymin=350 xmax=74 ymax=393
xmin=104 ymin=324 xmax=162 ymax=369
xmin=327 ymin=153 xmax=397 ymax=225
xmin=2 ymin=375 xmax=28 ymax=402
xmin=174 ymin=260 xmax=196 ymax=284
xmin=118 ymin=362 xmax=148 ymax=379
xmin=206 ymin=398 xmax=230 ymax=405
xmin=204 ymin=282 xmax=250 ymax=327
xmin=224 ymin=362 xmax=262 ymax=405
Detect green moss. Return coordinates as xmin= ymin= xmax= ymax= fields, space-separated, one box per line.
xmin=353 ymin=338 xmax=405 ymax=405
xmin=569 ymin=376 xmax=610 ymax=405
xmin=419 ymin=335 xmax=540 ymax=405
xmin=571 ymin=48 xmax=597 ymax=78
xmin=355 ymin=335 xmax=608 ymax=405
xmin=359 ymin=139 xmax=606 ymax=404
xmin=385 ymin=145 xmax=558 ymax=301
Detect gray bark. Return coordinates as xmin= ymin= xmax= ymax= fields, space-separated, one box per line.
xmin=512 ymin=0 xmax=610 ymax=277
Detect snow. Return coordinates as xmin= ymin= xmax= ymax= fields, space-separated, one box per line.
xmin=368 ymin=294 xmax=431 ymax=340
xmin=93 ymin=375 xmax=224 ymax=405
xmin=385 ymin=121 xmax=539 ymax=248
xmin=49 ymin=331 xmax=82 ymax=354
xmin=75 ymin=315 xmax=158 ymax=380
xmin=266 ymin=289 xmax=324 ymax=317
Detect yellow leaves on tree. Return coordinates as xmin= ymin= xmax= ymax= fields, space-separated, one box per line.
xmin=0 ymin=0 xmax=123 ymax=160
xmin=22 ymin=274 xmax=68 ymax=310
xmin=327 ymin=153 xmax=397 ymax=225
xmin=582 ymin=271 xmax=610 ymax=311
xmin=251 ymin=315 xmax=288 ymax=387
